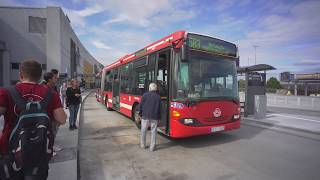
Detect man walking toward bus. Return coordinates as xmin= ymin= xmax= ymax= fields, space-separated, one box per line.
xmin=139 ymin=83 xmax=161 ymax=152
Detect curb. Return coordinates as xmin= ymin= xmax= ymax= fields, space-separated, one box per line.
xmin=242 ymin=117 xmax=320 ymax=136
xmin=76 ymin=90 xmax=93 ymax=180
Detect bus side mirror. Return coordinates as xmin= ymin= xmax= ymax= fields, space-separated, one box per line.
xmin=181 ymin=44 xmax=188 ymax=62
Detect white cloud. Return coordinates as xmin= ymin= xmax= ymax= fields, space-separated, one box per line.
xmin=74 ymin=5 xmax=104 ymax=17
xmin=63 ymin=4 xmax=104 ymax=31
xmin=91 ymin=40 xmax=112 ymax=50
xmin=234 ymin=1 xmax=320 ymax=73
xmin=87 ymin=27 xmax=153 ymax=65
xmin=213 ymin=0 xmax=251 ymax=12
xmin=85 ymin=0 xmax=196 ymax=29
xmin=64 ymin=9 xmax=86 ymax=28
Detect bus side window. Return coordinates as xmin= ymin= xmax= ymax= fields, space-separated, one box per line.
xmin=133 ymin=57 xmax=147 ymax=95
xmin=104 ymin=71 xmax=112 ymax=92
xmin=120 ymin=63 xmax=133 ymax=94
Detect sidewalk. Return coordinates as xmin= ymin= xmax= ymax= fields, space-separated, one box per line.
xmin=242 ymin=113 xmax=320 ymax=135
xmin=48 ymin=90 xmax=92 ymax=180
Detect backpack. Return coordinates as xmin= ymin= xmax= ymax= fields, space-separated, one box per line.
xmin=2 ymin=86 xmax=54 ymax=178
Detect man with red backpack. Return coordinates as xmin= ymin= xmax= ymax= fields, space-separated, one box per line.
xmin=0 ymin=60 xmax=67 ymax=180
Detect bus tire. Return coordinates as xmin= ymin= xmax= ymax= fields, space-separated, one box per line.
xmin=105 ymin=97 xmax=112 ymax=111
xmin=132 ymin=104 xmax=141 ymax=129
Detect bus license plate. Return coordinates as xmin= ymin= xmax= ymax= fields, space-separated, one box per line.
xmin=211 ymin=126 xmax=225 ymax=132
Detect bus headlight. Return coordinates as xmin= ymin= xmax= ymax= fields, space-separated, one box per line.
xmin=233 ymin=114 xmax=240 ymax=120
xmin=179 ymin=118 xmax=199 ymax=126
xmin=184 ymin=118 xmax=194 ymax=124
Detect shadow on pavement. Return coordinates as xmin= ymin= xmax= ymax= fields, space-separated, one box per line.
xmin=155 ymin=122 xmax=268 ymax=150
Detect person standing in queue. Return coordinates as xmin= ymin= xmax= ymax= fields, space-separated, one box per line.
xmin=42 ymin=72 xmax=63 ymax=155
xmin=59 ymin=82 xmax=67 ymax=108
xmin=138 ymin=83 xmax=161 ymax=152
xmin=0 ymin=60 xmax=67 ymax=179
xmin=66 ymin=79 xmax=81 ymax=130
xmin=50 ymin=69 xmax=59 ymax=92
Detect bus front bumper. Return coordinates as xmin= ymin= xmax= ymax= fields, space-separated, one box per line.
xmin=170 ymin=120 xmax=241 ymax=138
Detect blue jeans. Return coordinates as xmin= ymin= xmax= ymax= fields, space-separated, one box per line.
xmin=69 ymin=104 xmax=79 ymax=126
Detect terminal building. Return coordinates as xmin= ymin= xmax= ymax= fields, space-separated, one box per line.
xmin=280 ymin=72 xmax=320 ymax=96
xmin=0 ymin=6 xmax=103 ymax=87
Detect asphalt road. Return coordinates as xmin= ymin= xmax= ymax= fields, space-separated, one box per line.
xmin=79 ymin=94 xmax=320 ymax=180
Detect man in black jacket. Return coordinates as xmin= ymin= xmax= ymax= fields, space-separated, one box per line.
xmin=138 ymin=83 xmax=161 ymax=152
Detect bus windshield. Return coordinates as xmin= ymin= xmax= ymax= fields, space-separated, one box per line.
xmin=173 ymin=50 xmax=238 ymax=101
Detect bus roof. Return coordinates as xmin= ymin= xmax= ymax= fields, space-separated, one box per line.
xmin=102 ymin=30 xmax=186 ymax=72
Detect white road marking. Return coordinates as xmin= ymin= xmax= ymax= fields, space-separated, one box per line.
xmin=269 ymin=113 xmax=320 ymax=123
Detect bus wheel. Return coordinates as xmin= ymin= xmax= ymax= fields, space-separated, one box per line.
xmin=105 ymin=97 xmax=112 ymax=111
xmin=132 ymin=105 xmax=141 ymax=129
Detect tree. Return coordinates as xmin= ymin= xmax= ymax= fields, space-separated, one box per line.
xmin=238 ymin=79 xmax=245 ymax=89
xmin=266 ymin=77 xmax=282 ymax=89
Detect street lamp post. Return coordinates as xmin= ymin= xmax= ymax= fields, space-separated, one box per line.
xmin=253 ymin=45 xmax=259 ymax=65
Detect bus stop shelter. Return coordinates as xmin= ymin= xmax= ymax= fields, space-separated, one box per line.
xmin=237 ymin=64 xmax=276 ymax=117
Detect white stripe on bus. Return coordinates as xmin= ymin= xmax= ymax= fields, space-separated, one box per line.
xmin=147 ymin=36 xmax=173 ymax=51
xmin=120 ymin=103 xmax=132 ymax=110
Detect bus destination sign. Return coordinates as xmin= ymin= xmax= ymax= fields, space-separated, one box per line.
xmin=187 ymin=33 xmax=237 ymax=57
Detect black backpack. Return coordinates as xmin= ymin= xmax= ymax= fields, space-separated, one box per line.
xmin=1 ymin=86 xmax=54 ymax=178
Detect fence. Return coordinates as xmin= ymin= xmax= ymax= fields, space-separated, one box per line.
xmin=266 ymin=93 xmax=320 ymax=111
xmin=239 ymin=93 xmax=320 ymax=111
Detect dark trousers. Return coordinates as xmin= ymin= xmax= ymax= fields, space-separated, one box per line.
xmin=12 ymin=169 xmax=48 ymax=180
xmin=69 ymin=104 xmax=80 ymax=126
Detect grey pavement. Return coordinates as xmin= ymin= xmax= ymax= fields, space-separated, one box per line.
xmin=48 ymin=90 xmax=91 ymax=180
xmin=78 ymin=94 xmax=320 ymax=180
xmin=243 ymin=107 xmax=320 ymax=135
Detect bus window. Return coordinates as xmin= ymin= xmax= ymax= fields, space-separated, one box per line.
xmin=157 ymin=51 xmax=170 ymax=97
xmin=104 ymin=71 xmax=112 ymax=92
xmin=147 ymin=54 xmax=156 ymax=83
xmin=133 ymin=57 xmax=148 ymax=95
xmin=120 ymin=63 xmax=133 ymax=94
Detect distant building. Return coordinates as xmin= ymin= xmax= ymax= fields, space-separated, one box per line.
xmin=280 ymin=72 xmax=295 ymax=82
xmin=0 ymin=6 xmax=103 ymax=87
xmin=280 ymin=72 xmax=320 ymax=96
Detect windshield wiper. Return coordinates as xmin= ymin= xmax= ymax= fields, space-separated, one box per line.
xmin=193 ymin=96 xmax=239 ymax=104
xmin=174 ymin=98 xmax=199 ymax=107
xmin=175 ymin=96 xmax=239 ymax=106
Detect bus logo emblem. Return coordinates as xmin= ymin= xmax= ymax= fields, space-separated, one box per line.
xmin=213 ymin=108 xmax=222 ymax=118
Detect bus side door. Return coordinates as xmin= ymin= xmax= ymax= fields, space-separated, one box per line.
xmin=112 ymin=68 xmax=120 ymax=110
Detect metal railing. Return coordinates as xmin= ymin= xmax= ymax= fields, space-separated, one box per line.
xmin=239 ymin=93 xmax=320 ymax=111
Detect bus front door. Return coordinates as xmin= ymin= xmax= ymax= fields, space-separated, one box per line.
xmin=112 ymin=68 xmax=120 ymax=110
xmin=157 ymin=50 xmax=170 ymax=134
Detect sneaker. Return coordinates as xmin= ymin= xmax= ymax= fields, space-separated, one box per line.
xmin=73 ymin=125 xmax=78 ymax=129
xmin=52 ymin=152 xmax=57 ymax=157
xmin=53 ymin=146 xmax=62 ymax=152
xmin=150 ymin=146 xmax=156 ymax=152
xmin=140 ymin=145 xmax=146 ymax=149
xmin=69 ymin=126 xmax=73 ymax=130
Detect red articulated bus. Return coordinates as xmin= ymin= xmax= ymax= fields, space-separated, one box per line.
xmin=96 ymin=31 xmax=241 ymax=138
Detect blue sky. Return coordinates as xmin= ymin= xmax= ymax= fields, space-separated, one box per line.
xmin=2 ymin=0 xmax=320 ymax=75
